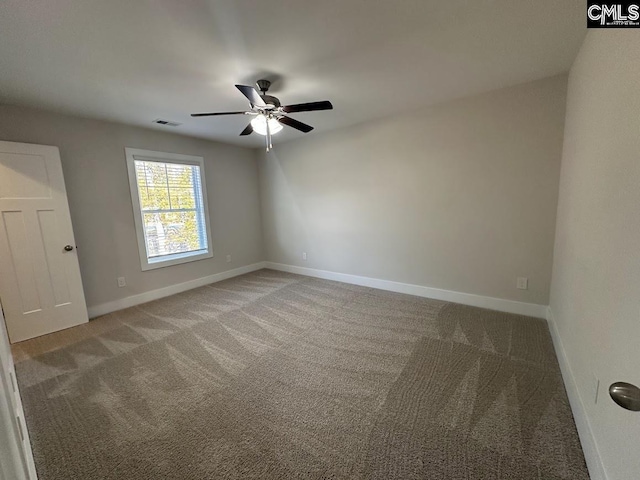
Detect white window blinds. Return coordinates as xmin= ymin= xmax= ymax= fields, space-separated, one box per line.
xmin=134 ymin=160 xmax=208 ymax=260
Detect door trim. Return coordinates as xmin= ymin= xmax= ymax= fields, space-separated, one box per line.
xmin=0 ymin=304 xmax=38 ymax=479
xmin=547 ymin=307 xmax=606 ymax=480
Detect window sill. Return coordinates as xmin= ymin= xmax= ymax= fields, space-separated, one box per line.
xmin=141 ymin=249 xmax=213 ymax=271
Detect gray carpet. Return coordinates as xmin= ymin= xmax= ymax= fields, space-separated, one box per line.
xmin=14 ymin=269 xmax=590 ymax=479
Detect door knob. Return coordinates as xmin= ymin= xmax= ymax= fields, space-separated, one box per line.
xmin=64 ymin=245 xmax=74 ymax=252
xmin=609 ymin=382 xmax=640 ymax=411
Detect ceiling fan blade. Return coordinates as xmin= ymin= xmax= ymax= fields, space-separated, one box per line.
xmin=235 ymin=85 xmax=266 ymax=107
xmin=239 ymin=123 xmax=253 ymax=136
xmin=282 ymin=101 xmax=333 ymax=113
xmin=191 ymin=111 xmax=247 ymax=117
xmin=278 ymin=116 xmax=314 ymax=133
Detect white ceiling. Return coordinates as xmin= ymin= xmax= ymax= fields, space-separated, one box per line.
xmin=0 ymin=0 xmax=586 ymax=148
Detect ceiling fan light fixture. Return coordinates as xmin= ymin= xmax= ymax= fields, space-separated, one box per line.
xmin=250 ymin=115 xmax=283 ymax=136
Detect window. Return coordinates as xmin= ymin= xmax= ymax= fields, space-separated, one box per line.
xmin=125 ymin=148 xmax=213 ymax=270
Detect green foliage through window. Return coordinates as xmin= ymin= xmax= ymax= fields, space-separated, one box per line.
xmin=134 ymin=160 xmax=207 ymax=258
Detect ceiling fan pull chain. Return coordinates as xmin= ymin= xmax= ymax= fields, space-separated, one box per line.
xmin=266 ymin=118 xmax=272 ymax=152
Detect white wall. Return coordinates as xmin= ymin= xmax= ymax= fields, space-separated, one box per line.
xmin=259 ymin=76 xmax=567 ymax=306
xmin=549 ymin=31 xmax=640 ymax=480
xmin=0 ymin=106 xmax=263 ymax=312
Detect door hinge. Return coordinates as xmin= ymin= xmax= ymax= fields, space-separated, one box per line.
xmin=16 ymin=415 xmax=24 ymax=441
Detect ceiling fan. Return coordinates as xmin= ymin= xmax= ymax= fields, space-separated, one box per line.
xmin=191 ymin=79 xmax=333 ymax=151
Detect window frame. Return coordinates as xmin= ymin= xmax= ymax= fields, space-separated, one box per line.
xmin=125 ymin=148 xmax=213 ymax=271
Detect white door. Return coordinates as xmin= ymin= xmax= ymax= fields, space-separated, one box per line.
xmin=0 ymin=141 xmax=88 ymax=343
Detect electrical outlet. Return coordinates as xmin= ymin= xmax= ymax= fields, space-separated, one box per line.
xmin=117 ymin=277 xmax=126 ymax=288
xmin=516 ymin=277 xmax=528 ymax=290
xmin=226 ymin=254 xmax=232 ymax=263
xmin=302 ymin=252 xmax=307 ymax=261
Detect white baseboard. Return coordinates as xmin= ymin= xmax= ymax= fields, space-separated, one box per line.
xmin=87 ymin=262 xmax=267 ymax=318
xmin=547 ymin=307 xmax=606 ymax=480
xmin=265 ymin=262 xmax=547 ymax=319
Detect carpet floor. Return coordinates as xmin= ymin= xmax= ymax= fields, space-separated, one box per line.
xmin=13 ymin=269 xmax=590 ymax=479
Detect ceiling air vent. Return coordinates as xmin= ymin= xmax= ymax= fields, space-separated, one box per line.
xmin=152 ymin=119 xmax=182 ymax=127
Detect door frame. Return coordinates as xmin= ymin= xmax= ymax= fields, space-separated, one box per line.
xmin=0 ymin=303 xmax=37 ymax=479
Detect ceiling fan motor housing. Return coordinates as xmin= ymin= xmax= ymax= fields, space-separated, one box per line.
xmin=260 ymin=95 xmax=281 ymax=108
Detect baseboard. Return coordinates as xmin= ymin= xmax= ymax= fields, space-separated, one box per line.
xmin=547 ymin=307 xmax=606 ymax=480
xmin=87 ymin=262 xmax=267 ymax=318
xmin=265 ymin=262 xmax=547 ymax=319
